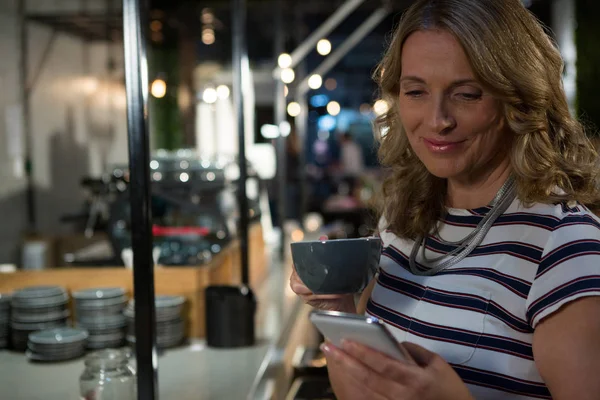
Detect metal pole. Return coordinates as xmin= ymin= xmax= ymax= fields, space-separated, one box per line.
xmin=18 ymin=0 xmax=35 ymax=233
xmin=297 ymin=6 xmax=390 ymax=96
xmin=233 ymin=0 xmax=250 ymax=285
xmin=294 ymin=10 xmax=308 ymax=231
xmin=122 ymin=0 xmax=158 ymax=399
xmin=274 ymin=0 xmax=287 ymax=259
xmin=273 ymin=0 xmax=365 ymax=75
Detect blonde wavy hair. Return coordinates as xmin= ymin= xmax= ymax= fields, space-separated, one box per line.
xmin=374 ymin=0 xmax=600 ymax=240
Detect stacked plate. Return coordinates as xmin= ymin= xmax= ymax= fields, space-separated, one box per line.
xmin=125 ymin=295 xmax=185 ymax=349
xmin=26 ymin=327 xmax=88 ymax=362
xmin=11 ymin=286 xmax=70 ymax=351
xmin=0 ymin=294 xmax=11 ymax=349
xmin=73 ymin=287 xmax=128 ymax=349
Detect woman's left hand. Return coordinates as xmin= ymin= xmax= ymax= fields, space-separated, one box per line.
xmin=322 ymin=340 xmax=474 ymax=400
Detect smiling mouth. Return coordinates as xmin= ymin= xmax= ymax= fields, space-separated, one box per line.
xmin=423 ymin=138 xmax=466 ymax=152
xmin=424 ymin=138 xmax=465 ymax=145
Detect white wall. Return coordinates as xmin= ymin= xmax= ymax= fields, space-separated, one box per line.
xmin=0 ymin=0 xmax=128 ymax=263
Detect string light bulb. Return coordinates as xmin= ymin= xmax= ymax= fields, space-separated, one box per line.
xmin=317 ymin=39 xmax=332 ymax=56
xmin=151 ymin=79 xmax=166 ymax=98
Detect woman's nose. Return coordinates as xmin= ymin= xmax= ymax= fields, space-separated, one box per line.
xmin=426 ymin=97 xmax=456 ymax=134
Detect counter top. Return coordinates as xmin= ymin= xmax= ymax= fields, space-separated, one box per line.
xmin=0 ymin=253 xmax=300 ymax=400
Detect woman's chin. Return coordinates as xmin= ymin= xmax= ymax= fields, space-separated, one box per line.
xmin=423 ymin=164 xmax=463 ymax=179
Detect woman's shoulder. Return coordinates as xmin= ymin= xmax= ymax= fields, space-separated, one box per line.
xmin=376 ymin=216 xmax=414 ymax=250
xmin=515 ymin=200 xmax=600 ymax=229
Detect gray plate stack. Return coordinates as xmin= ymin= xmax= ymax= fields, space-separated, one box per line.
xmin=0 ymin=294 xmax=11 ymax=349
xmin=11 ymin=286 xmax=70 ymax=351
xmin=26 ymin=327 xmax=88 ymax=362
xmin=73 ymin=288 xmax=128 ymax=349
xmin=125 ymin=295 xmax=185 ymax=349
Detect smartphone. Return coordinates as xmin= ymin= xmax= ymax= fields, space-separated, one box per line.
xmin=309 ymin=310 xmax=414 ymax=363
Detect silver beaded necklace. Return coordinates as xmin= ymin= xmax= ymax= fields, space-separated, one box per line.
xmin=408 ymin=176 xmax=516 ymax=276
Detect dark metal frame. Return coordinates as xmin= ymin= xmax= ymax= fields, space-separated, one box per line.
xmin=274 ymin=0 xmax=287 ymax=259
xmin=232 ymin=0 xmax=251 ymax=285
xmin=122 ymin=0 xmax=159 ymax=399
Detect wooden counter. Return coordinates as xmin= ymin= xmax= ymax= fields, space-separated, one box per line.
xmin=0 ymin=223 xmax=267 ymax=338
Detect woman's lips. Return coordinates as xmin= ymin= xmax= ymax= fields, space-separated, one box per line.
xmin=423 ymin=138 xmax=466 ymax=153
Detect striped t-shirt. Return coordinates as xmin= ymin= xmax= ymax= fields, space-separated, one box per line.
xmin=366 ymin=199 xmax=600 ymax=399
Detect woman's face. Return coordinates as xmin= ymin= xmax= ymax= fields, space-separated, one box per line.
xmin=398 ymin=29 xmax=509 ymax=183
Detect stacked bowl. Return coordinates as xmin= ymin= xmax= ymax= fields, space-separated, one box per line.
xmin=10 ymin=286 xmax=70 ymax=351
xmin=26 ymin=327 xmax=88 ymax=362
xmin=0 ymin=294 xmax=11 ymax=349
xmin=73 ymin=287 xmax=128 ymax=349
xmin=125 ymin=295 xmax=186 ymax=349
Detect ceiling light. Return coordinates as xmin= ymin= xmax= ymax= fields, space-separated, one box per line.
xmin=360 ymin=103 xmax=372 ymax=115
xmin=308 ymin=74 xmax=323 ymax=90
xmin=278 ymin=53 xmax=292 ymax=69
xmin=203 ymin=87 xmax=218 ymax=104
xmin=326 ymin=101 xmax=341 ymax=116
xmin=325 ymin=78 xmax=337 ymax=91
xmin=217 ymin=85 xmax=230 ymax=100
xmin=201 ymin=10 xmax=214 ymax=24
xmin=150 ymin=20 xmax=162 ymax=32
xmin=317 ymin=39 xmax=332 ymax=56
xmin=373 ymin=99 xmax=389 ymax=116
xmin=281 ymin=68 xmax=295 ymax=84
xmin=287 ymin=102 xmax=301 ymax=117
xmin=260 ymin=124 xmax=280 ymax=139
xmin=202 ymin=29 xmax=215 ymax=45
xmin=150 ymin=79 xmax=166 ymax=98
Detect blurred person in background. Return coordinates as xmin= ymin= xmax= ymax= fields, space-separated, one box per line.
xmin=339 ymin=132 xmax=365 ymax=177
xmin=268 ymin=128 xmax=301 ymax=228
xmin=285 ymin=129 xmax=302 ymax=222
xmin=290 ymin=0 xmax=600 ymax=398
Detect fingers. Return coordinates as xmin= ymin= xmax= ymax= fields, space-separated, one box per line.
xmin=290 ymin=271 xmax=347 ymax=302
xmin=341 ymin=340 xmax=417 ymax=383
xmin=289 ymin=270 xmax=312 ymax=295
xmin=322 ymin=343 xmax=389 ymax=400
xmin=401 ymin=341 xmax=438 ymax=367
xmin=290 ymin=270 xmax=346 ymax=299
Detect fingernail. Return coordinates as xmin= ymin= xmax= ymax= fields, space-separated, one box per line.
xmin=321 ymin=343 xmax=340 ymax=361
xmin=340 ymin=339 xmax=351 ymax=351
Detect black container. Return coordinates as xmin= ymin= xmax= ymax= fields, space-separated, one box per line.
xmin=286 ymin=377 xmax=336 ymax=400
xmin=205 ymin=285 xmax=256 ymax=348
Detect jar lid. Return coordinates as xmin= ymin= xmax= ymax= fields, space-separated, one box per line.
xmin=85 ymin=348 xmax=130 ymax=369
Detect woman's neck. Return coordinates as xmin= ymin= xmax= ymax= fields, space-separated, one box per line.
xmin=446 ymin=160 xmax=512 ymax=209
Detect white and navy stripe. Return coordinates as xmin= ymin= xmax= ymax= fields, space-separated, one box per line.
xmin=368 ymin=199 xmax=600 ymax=399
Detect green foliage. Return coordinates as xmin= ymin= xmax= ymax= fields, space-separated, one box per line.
xmin=576 ymin=0 xmax=600 ymax=135
xmin=149 ymin=45 xmax=183 ymax=150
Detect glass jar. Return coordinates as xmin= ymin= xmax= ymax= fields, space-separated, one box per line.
xmin=79 ymin=349 xmax=137 ymax=400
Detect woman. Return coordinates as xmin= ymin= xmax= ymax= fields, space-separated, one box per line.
xmin=290 ymin=0 xmax=600 ymax=399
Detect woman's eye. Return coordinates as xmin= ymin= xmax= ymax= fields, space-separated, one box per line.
xmin=404 ymin=90 xmax=425 ymax=98
xmin=456 ymin=92 xmax=482 ymax=101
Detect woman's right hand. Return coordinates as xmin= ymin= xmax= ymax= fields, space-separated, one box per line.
xmin=289 ymin=269 xmax=357 ymax=313
xmin=289 ymin=236 xmax=357 ymax=314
